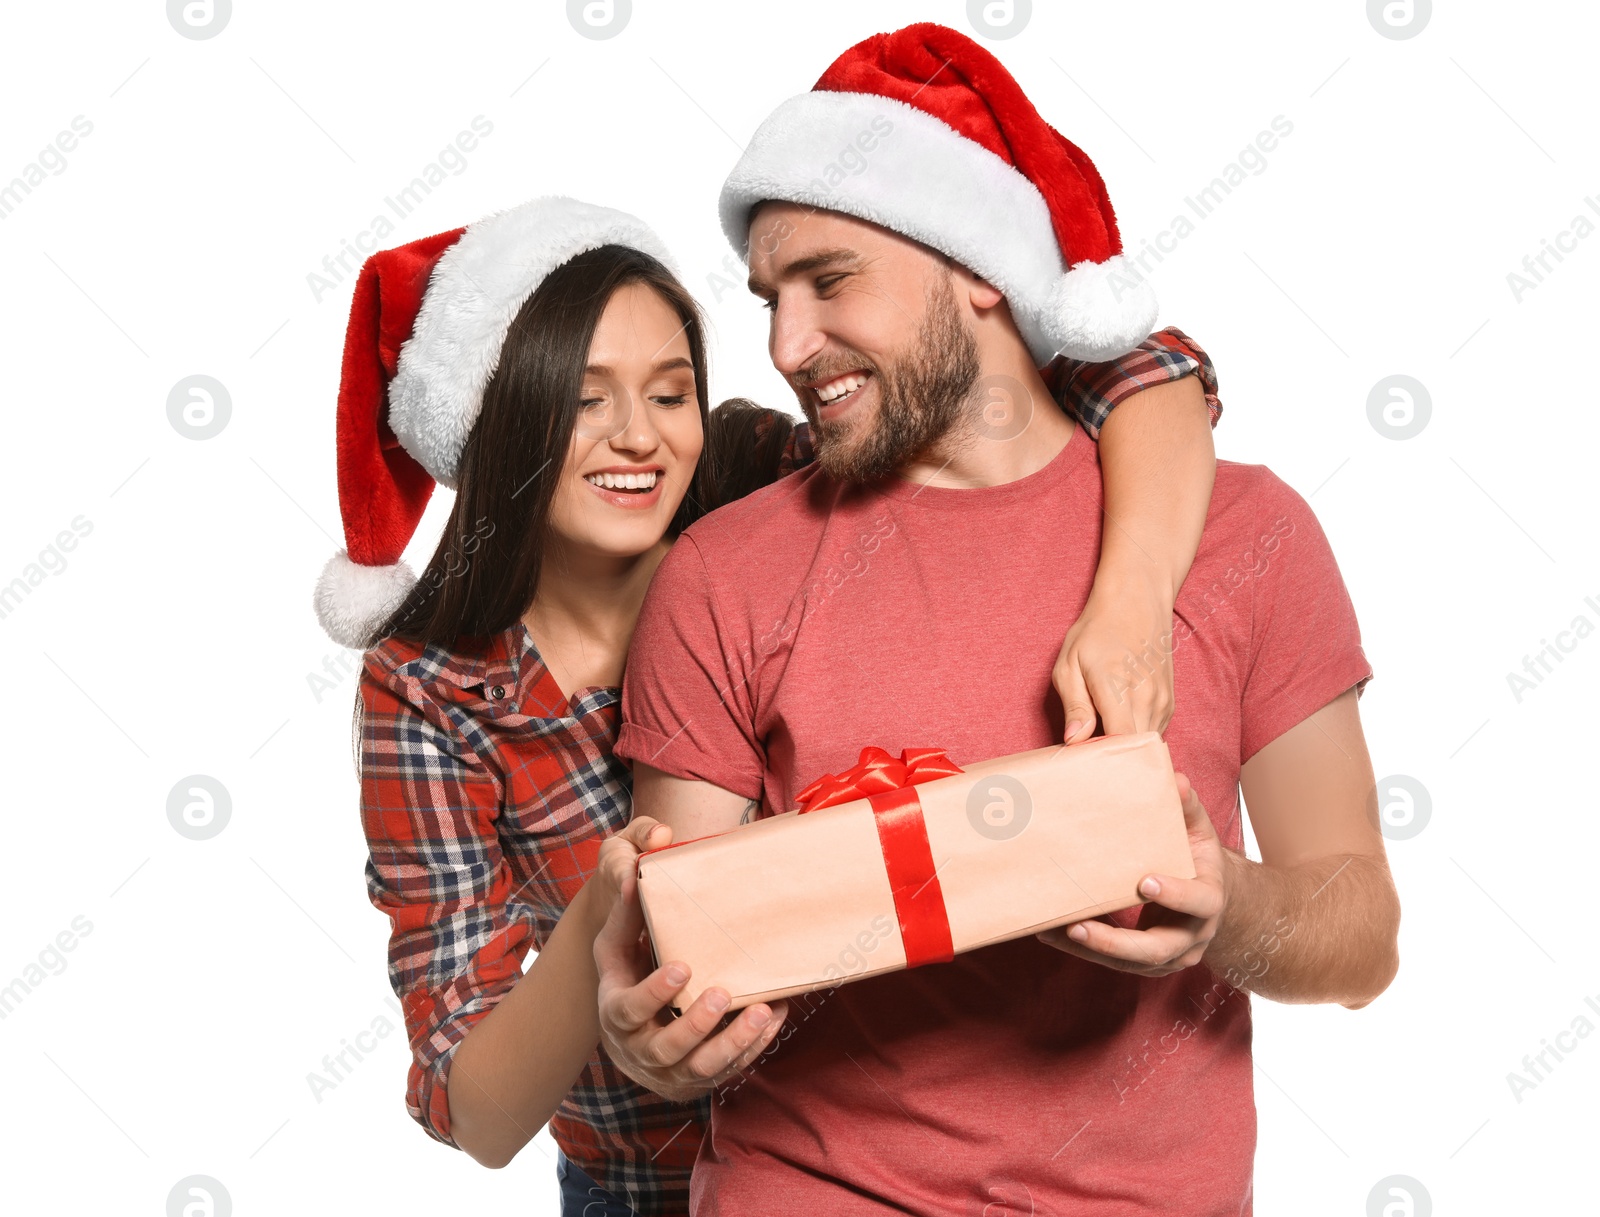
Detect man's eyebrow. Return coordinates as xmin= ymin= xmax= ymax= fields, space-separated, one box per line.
xmin=583 ymin=357 xmax=694 ymax=376
xmin=747 ymin=247 xmax=861 ymax=295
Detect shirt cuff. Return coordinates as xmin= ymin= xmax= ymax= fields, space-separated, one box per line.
xmin=615 ymin=722 xmax=765 ymax=803
xmin=1241 ymin=652 xmax=1374 ymax=765
xmin=1045 ymin=325 xmax=1223 ymax=440
xmin=778 ymin=420 xmax=815 ymax=477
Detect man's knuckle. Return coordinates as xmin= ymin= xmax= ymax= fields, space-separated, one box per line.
xmin=687 ymin=1004 xmax=723 ymax=1033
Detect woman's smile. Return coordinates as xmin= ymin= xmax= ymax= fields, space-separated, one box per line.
xmin=581 ymin=464 xmax=667 ymax=510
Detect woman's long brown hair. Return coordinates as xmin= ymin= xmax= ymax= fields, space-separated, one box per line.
xmin=372 ymin=243 xmax=722 ymax=653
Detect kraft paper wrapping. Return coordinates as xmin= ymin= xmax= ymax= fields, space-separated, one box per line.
xmin=636 ymin=732 xmax=1196 ymax=1011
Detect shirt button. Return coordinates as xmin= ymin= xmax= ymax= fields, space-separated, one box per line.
xmin=490 ymin=685 xmax=506 ymax=700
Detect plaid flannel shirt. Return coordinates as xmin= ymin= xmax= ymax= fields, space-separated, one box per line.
xmin=359 ymin=623 xmax=707 ymax=1216
xmin=357 ymin=325 xmax=1221 ymax=1216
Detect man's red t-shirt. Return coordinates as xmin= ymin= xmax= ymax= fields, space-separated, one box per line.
xmin=616 ymin=423 xmax=1372 ymax=1216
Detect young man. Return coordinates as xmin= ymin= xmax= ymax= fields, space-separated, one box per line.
xmin=598 ymin=24 xmax=1400 ymax=1215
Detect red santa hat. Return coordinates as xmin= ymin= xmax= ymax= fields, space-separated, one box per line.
xmin=718 ymin=22 xmax=1157 ymax=365
xmin=313 ymin=195 xmax=676 ymax=649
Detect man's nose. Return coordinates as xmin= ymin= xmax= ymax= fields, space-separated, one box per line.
xmin=769 ymin=295 xmax=826 ymax=379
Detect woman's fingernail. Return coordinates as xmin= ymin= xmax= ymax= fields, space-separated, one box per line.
xmin=1068 ymin=924 xmax=1089 ymax=941
xmin=1065 ymin=721 xmax=1084 ymax=740
xmin=664 ymin=964 xmax=688 ymax=986
xmin=704 ymin=990 xmax=730 ymax=1013
xmin=1140 ymin=877 xmax=1162 ymax=898
xmin=747 ymin=1006 xmax=772 ymax=1028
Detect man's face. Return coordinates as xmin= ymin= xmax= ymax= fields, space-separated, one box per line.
xmin=745 ymin=203 xmax=980 ymax=483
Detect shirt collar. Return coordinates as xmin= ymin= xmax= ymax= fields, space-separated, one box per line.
xmin=503 ymin=619 xmax=620 ymax=720
xmin=377 ymin=620 xmax=618 ymax=721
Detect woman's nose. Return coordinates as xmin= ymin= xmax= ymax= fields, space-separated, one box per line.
xmin=608 ymin=388 xmax=661 ymax=456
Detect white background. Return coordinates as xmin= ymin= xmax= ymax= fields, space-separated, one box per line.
xmin=1 ymin=1 xmax=1594 ymax=1213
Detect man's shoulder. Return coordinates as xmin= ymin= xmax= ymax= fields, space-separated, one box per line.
xmin=682 ymin=462 xmax=836 ymax=560
xmin=642 ymin=465 xmax=852 ymax=629
xmin=1208 ymin=460 xmax=1317 ymax=532
xmin=1185 ymin=460 xmax=1352 ymax=634
xmin=1186 ymin=460 xmax=1343 ymax=599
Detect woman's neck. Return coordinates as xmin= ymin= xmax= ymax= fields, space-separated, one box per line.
xmin=522 ymin=536 xmax=672 ymax=699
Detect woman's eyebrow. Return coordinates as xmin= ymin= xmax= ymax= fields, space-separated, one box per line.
xmin=583 ymin=357 xmax=694 ymax=376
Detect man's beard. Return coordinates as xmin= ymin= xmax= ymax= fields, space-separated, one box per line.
xmin=798 ymin=274 xmax=981 ymax=484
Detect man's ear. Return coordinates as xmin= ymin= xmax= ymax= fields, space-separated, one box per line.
xmin=971 ymin=278 xmax=1004 ymax=311
xmin=952 ymin=262 xmax=1004 ymax=311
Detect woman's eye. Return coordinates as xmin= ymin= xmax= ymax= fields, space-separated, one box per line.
xmin=581 ymin=397 xmax=606 ymax=408
xmin=761 ymin=297 xmax=778 ymax=313
xmin=652 ymin=395 xmax=689 ymax=408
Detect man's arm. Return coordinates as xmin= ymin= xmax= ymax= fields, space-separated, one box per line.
xmin=1213 ymin=687 xmax=1401 ymax=1007
xmin=1037 ymin=689 xmax=1401 ymax=1010
xmin=593 ymin=763 xmax=787 ymax=1102
xmin=640 ymin=762 xmax=755 ymax=839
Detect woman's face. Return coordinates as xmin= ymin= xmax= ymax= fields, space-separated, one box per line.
xmin=546 ymin=281 xmax=704 ymax=560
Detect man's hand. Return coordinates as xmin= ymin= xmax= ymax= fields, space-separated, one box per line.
xmin=1053 ymin=567 xmax=1175 ymax=743
xmin=594 ymin=868 xmax=787 ymax=1102
xmin=1036 ymin=772 xmax=1226 ymax=975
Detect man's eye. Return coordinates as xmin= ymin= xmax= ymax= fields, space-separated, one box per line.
xmin=761 ymin=298 xmax=778 ymax=313
xmin=816 ymin=274 xmax=846 ymax=293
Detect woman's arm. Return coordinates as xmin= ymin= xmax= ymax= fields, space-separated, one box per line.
xmin=765 ymin=327 xmax=1222 ymax=742
xmin=1049 ymin=329 xmax=1220 ymax=742
xmin=358 ymin=665 xmax=665 ymax=1169
xmin=446 ymin=818 xmax=665 ymax=1168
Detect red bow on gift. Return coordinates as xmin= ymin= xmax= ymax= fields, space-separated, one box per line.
xmin=795 ymin=746 xmax=964 ymax=813
xmin=794 ymin=746 xmax=966 ymax=969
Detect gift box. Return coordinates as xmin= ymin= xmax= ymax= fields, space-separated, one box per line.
xmin=636 ymin=732 xmax=1195 ymax=1011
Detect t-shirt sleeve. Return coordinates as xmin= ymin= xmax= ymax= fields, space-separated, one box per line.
xmin=1239 ymin=471 xmax=1374 ymax=763
xmin=616 ymin=534 xmax=766 ymax=800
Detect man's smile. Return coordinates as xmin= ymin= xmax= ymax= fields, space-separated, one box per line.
xmin=806 ymin=370 xmax=873 ymax=420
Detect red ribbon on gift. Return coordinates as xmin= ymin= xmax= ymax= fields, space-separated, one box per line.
xmin=795 ymin=746 xmax=964 ymax=968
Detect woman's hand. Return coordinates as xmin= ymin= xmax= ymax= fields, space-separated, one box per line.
xmin=444 ymin=815 xmax=677 ymax=1169
xmin=587 ymin=816 xmax=673 ymax=920
xmin=1053 ymin=565 xmax=1176 ymax=743
xmin=1057 ymin=370 xmax=1215 ymax=744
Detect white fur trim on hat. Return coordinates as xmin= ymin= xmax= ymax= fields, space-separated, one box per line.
xmin=313 ymin=550 xmax=416 ymax=650
xmin=718 ymin=91 xmax=1156 ymax=364
xmin=388 ymin=196 xmax=678 ymax=488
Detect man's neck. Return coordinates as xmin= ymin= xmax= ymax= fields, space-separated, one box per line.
xmin=897 ymin=361 xmax=1076 ymax=490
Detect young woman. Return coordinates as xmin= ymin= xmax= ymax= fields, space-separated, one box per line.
xmin=314 ymin=196 xmax=1222 ymax=1216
